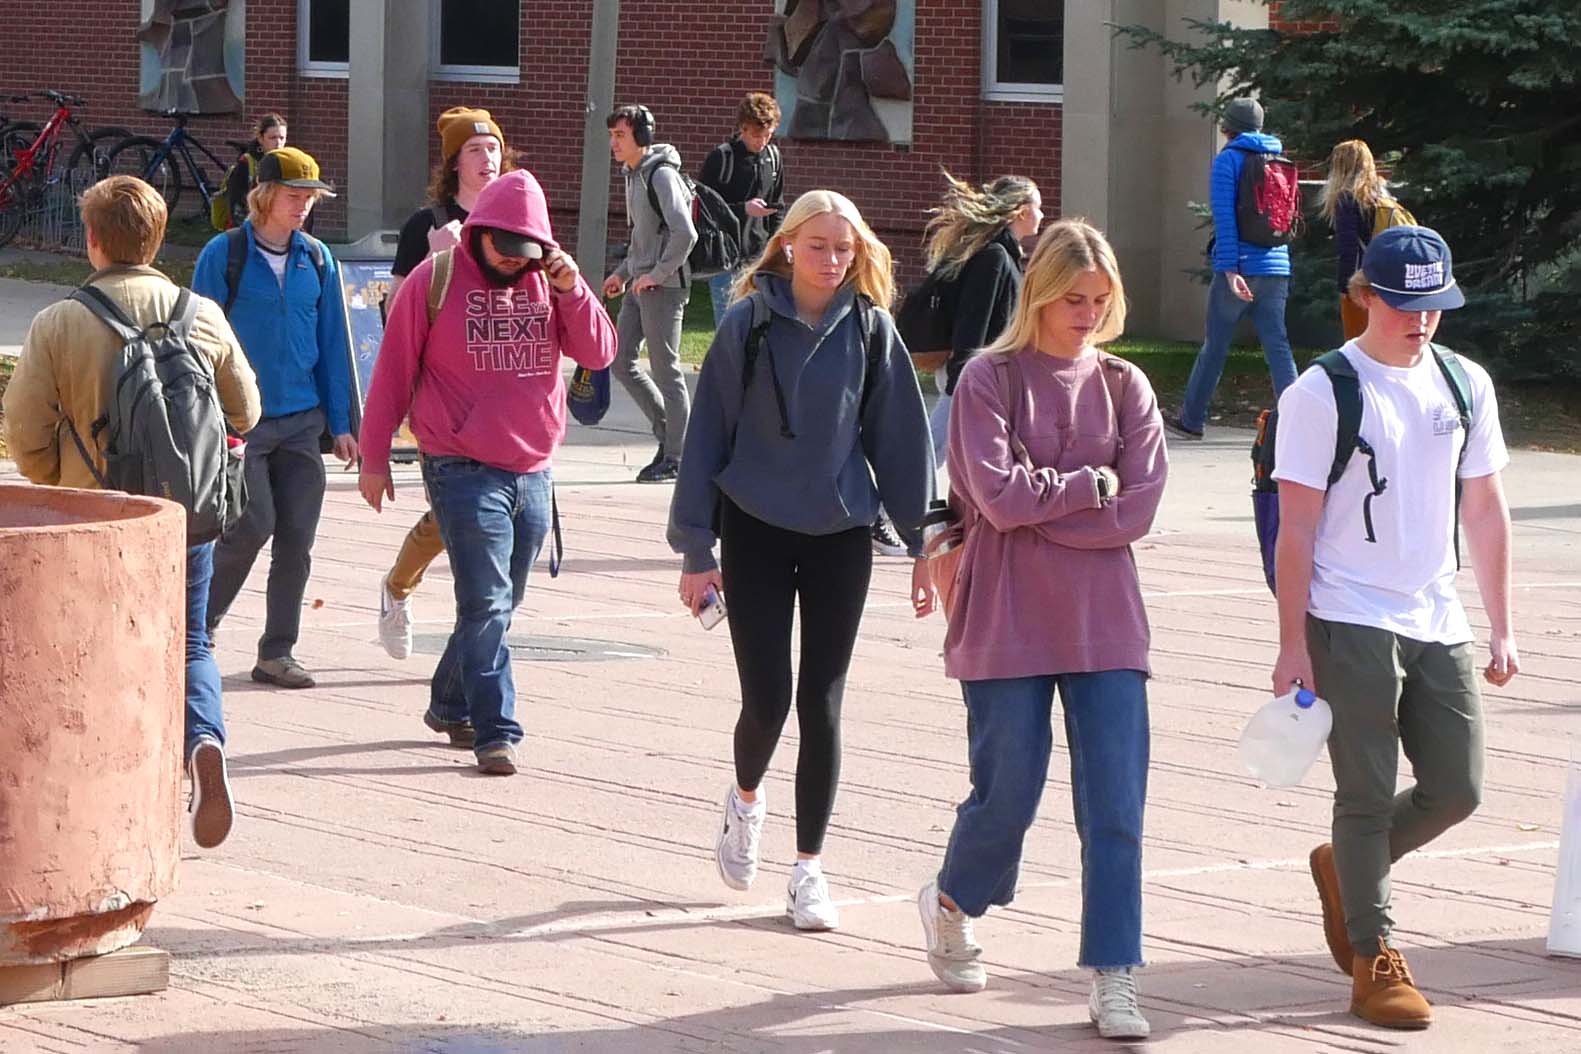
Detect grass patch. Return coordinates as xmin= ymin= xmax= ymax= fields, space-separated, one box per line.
xmin=0 ymin=254 xmax=195 ymax=288
xmin=0 ymin=356 xmax=12 ymax=457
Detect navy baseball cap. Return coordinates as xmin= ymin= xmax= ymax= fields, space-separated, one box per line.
xmin=1361 ymin=225 xmax=1465 ymax=311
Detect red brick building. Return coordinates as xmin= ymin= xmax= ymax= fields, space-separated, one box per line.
xmin=4 ymin=3 xmax=1304 ymax=318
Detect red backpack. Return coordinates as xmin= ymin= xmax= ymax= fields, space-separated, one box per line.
xmin=1235 ymin=150 xmax=1303 ymax=248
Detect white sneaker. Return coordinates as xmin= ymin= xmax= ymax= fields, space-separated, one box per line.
xmin=786 ymin=865 xmax=840 ymax=931
xmin=1089 ymin=967 xmax=1151 ymax=1039
xmin=188 ymin=737 xmax=234 ymax=850
xmin=378 ymin=573 xmax=414 ymax=660
xmin=917 ymin=880 xmax=987 ymax=992
xmin=715 ymin=785 xmax=764 ymax=891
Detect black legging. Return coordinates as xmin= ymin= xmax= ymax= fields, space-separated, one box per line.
xmin=719 ymin=498 xmax=873 ymax=855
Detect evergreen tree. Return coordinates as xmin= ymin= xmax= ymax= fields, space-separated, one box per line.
xmin=1120 ymin=0 xmax=1581 ymax=377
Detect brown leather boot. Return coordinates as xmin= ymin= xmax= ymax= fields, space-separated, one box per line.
xmin=1350 ymin=941 xmax=1432 ymax=1029
xmin=1309 ymin=844 xmax=1354 ymax=974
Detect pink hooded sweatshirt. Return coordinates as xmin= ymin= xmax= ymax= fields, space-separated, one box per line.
xmin=359 ymin=169 xmax=617 ymax=477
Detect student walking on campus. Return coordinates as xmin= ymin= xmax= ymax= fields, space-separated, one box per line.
xmin=699 ymin=91 xmax=785 ymax=328
xmin=668 ymin=190 xmax=934 ymax=931
xmin=1271 ymin=226 xmax=1516 ymax=1030
xmin=920 ymin=171 xmax=1042 ymax=466
xmin=358 ymin=170 xmax=617 ymax=775
xmin=1319 ymin=139 xmax=1414 ymax=341
xmin=193 ymin=147 xmax=358 ymax=690
xmin=375 ymin=106 xmax=515 ymax=661
xmin=916 ymin=220 xmax=1167 ymax=1041
xmin=1167 ymin=97 xmax=1298 ymax=441
xmin=2 ymin=176 xmax=262 ymax=849
xmin=219 ymin=113 xmax=286 ymax=231
xmin=602 ymin=104 xmax=698 ymax=484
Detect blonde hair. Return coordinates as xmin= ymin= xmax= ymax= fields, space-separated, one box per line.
xmin=731 ymin=189 xmax=895 ymax=309
xmin=923 ymin=171 xmax=1037 ymax=282
xmin=1319 ymin=139 xmax=1386 ymax=225
xmin=246 ymin=182 xmax=326 ymax=226
xmin=79 ymin=175 xmax=167 ymax=265
xmin=983 ymin=219 xmax=1127 ymax=356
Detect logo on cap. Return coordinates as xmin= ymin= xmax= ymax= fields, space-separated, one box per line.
xmin=474 ymin=122 xmax=491 ymax=135
xmin=1403 ymin=261 xmax=1446 ymax=291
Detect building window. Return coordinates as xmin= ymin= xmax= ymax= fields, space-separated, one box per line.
xmin=299 ymin=0 xmax=350 ymax=77
xmin=432 ymin=0 xmax=521 ymax=82
xmin=984 ymin=0 xmax=1062 ymax=103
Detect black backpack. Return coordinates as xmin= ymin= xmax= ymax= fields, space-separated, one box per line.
xmin=1251 ymin=346 xmax=1473 ymax=593
xmin=1234 ymin=149 xmax=1304 ymax=248
xmin=894 ymin=269 xmax=961 ymax=357
xmin=646 ymin=159 xmax=743 ymax=280
xmin=64 ymin=285 xmax=244 ymax=545
xmin=220 ymin=226 xmax=325 ymax=314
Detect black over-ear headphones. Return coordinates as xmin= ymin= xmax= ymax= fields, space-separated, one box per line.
xmin=631 ymin=105 xmax=655 ymax=147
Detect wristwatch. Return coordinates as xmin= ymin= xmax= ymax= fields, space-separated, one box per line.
xmin=1094 ymin=467 xmax=1111 ymax=504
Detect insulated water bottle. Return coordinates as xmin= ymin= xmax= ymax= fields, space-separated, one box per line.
xmin=1239 ymin=687 xmax=1333 ymax=787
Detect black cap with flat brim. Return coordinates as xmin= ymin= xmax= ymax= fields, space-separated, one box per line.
xmin=484 ymin=228 xmax=545 ymax=260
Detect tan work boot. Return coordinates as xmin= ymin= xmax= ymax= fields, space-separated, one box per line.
xmin=1309 ymin=843 xmax=1354 ymax=974
xmin=1350 ymin=940 xmax=1432 ymax=1029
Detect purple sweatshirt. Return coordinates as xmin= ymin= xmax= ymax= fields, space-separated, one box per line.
xmin=942 ymin=347 xmax=1168 ymax=681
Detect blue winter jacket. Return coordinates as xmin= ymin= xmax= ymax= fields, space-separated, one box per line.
xmin=1210 ymin=131 xmax=1292 ymax=277
xmin=191 ymin=222 xmax=354 ymax=435
xmin=667 ymin=274 xmax=935 ymax=573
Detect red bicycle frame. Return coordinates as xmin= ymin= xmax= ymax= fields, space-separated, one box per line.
xmin=3 ymin=102 xmax=73 ymax=187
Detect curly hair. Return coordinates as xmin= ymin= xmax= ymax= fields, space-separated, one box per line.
xmin=736 ymin=92 xmax=781 ymax=131
xmin=922 ymin=171 xmax=1038 ymax=283
xmin=425 ymin=146 xmax=523 ymax=207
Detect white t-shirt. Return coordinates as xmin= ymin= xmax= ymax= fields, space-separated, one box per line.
xmin=1273 ymin=341 xmax=1508 ymax=644
xmin=258 ymin=244 xmax=289 ymax=288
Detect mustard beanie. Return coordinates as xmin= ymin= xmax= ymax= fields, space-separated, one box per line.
xmin=438 ymin=107 xmax=505 ymax=166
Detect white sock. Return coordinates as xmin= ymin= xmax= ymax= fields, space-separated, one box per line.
xmin=732 ymin=790 xmax=764 ymax=816
xmin=792 ymin=858 xmax=822 ymax=878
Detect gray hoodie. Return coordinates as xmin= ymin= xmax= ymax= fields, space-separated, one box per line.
xmin=667 ymin=274 xmax=935 ymax=573
xmin=613 ymin=144 xmax=697 ymax=289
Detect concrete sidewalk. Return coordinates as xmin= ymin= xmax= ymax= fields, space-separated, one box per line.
xmin=3 ymin=376 xmax=1580 ymax=1052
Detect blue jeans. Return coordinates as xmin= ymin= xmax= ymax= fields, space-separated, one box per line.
xmin=937 ymin=670 xmax=1150 ymax=969
xmin=708 ymin=270 xmax=738 ymax=328
xmin=186 ymin=542 xmax=225 ymax=755
xmin=422 ymin=457 xmax=552 ymax=752
xmin=1179 ymin=273 xmax=1297 ymax=433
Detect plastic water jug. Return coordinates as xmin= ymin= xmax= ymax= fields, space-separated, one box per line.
xmin=1548 ymin=744 xmax=1581 ymax=957
xmin=1239 ymin=688 xmax=1333 ymax=787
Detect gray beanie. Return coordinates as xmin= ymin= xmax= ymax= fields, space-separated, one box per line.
xmin=1222 ymin=97 xmax=1265 ymax=135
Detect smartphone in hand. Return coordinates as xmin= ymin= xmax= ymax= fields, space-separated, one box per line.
xmin=698 ymin=586 xmax=727 ymax=631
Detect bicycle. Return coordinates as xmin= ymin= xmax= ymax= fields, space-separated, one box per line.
xmin=105 ymin=111 xmax=250 ymax=222
xmin=0 ymin=90 xmax=132 ymax=248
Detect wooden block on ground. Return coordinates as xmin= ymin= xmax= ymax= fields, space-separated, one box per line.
xmin=0 ymin=945 xmax=168 ymax=1005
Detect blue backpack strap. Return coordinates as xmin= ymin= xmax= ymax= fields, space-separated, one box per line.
xmin=222 ymin=226 xmax=248 ymax=315
xmin=1314 ymin=348 xmax=1386 ymax=544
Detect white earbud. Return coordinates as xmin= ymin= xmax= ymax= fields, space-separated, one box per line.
xmin=783 ymin=246 xmax=794 ymax=262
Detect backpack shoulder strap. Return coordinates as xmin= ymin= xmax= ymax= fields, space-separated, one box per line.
xmin=856 ymin=295 xmax=881 ymax=417
xmin=1431 ymin=345 xmax=1474 ymax=431
xmin=739 ymin=290 xmax=771 ymax=389
xmin=69 ymin=284 xmax=142 ymax=344
xmin=1314 ymin=348 xmax=1363 ymax=488
xmin=427 ymin=247 xmax=456 ymax=325
xmin=164 ymin=287 xmax=200 ymax=338
xmin=429 ymin=202 xmax=449 ymax=227
xmin=717 ymin=142 xmax=735 ymax=188
xmin=222 ymin=227 xmax=248 ymax=315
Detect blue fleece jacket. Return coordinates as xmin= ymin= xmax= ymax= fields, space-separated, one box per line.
xmin=1210 ymin=131 xmax=1292 ymax=277
xmin=667 ymin=274 xmax=935 ymax=573
xmin=191 ymin=222 xmax=354 ymax=435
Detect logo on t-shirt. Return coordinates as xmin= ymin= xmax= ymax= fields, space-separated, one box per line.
xmin=1431 ymin=402 xmax=1463 ymax=437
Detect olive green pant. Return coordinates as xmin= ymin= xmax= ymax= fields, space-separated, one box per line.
xmin=1308 ymin=615 xmax=1484 ymax=958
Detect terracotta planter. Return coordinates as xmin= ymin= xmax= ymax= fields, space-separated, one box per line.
xmin=0 ymin=484 xmax=185 ymax=965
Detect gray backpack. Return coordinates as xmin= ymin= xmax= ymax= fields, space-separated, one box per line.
xmin=65 ymin=285 xmax=243 ymax=545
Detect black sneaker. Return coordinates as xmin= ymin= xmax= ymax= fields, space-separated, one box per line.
xmin=871 ymin=518 xmax=907 ymax=557
xmin=636 ymin=457 xmax=680 ymax=484
xmin=1163 ymin=415 xmax=1204 ymax=441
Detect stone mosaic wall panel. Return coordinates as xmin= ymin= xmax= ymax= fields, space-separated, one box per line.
xmin=138 ymin=0 xmax=246 ymax=113
xmin=768 ymin=0 xmax=915 ymax=144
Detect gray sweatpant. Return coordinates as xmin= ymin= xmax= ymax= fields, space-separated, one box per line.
xmin=612 ymin=284 xmax=690 ymax=459
xmin=1308 ymin=615 xmax=1484 ymax=957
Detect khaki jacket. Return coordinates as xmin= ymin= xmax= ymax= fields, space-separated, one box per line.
xmin=2 ymin=266 xmax=261 ymax=489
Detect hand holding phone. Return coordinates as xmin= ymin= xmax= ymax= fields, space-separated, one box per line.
xmin=698 ymin=586 xmax=727 ymax=631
